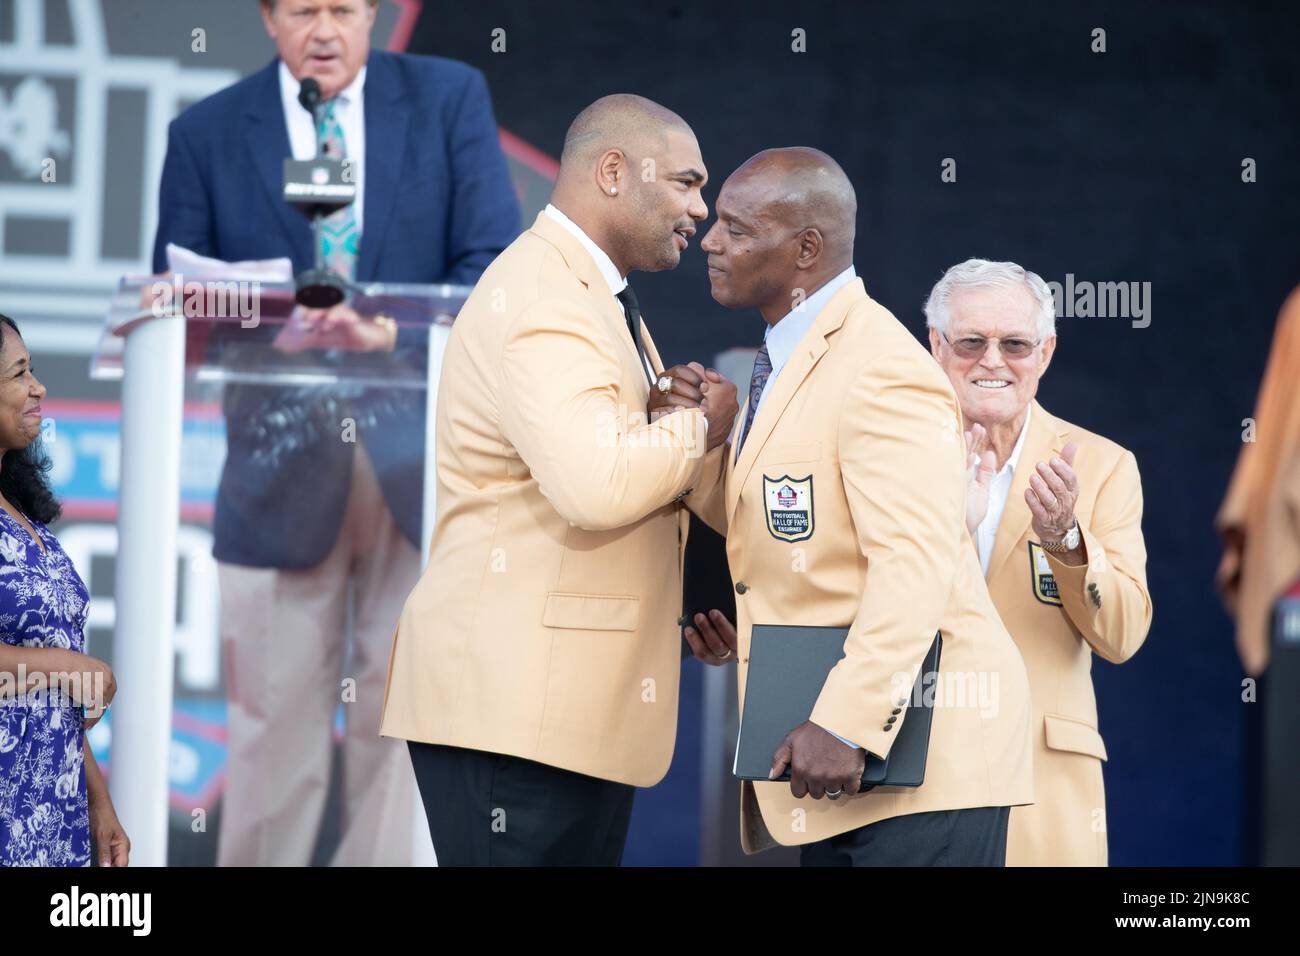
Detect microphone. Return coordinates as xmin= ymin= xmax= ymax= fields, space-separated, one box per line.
xmin=298 ymin=78 xmax=327 ymax=160
xmin=283 ymin=76 xmax=354 ymax=306
xmin=297 ymin=77 xmax=322 ymax=115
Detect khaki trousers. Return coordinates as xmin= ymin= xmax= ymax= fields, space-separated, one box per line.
xmin=216 ymin=444 xmax=421 ymax=866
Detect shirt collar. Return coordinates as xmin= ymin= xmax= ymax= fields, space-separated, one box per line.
xmin=1000 ymin=403 xmax=1033 ymax=476
xmin=543 ymin=203 xmax=626 ymax=297
xmin=278 ymin=61 xmax=368 ymax=115
xmin=763 ymin=266 xmax=857 ymax=374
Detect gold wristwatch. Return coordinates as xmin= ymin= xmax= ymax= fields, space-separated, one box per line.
xmin=1039 ymin=520 xmax=1081 ymax=554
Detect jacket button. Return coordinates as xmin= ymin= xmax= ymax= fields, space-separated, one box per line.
xmin=735 ymin=582 xmax=748 ymax=594
xmin=882 ymin=724 xmax=894 ymax=732
xmin=891 ymin=708 xmax=902 ymax=715
xmin=886 ymin=715 xmax=897 ymax=724
xmin=677 ymin=614 xmax=689 ymax=627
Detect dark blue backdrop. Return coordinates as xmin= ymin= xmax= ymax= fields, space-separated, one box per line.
xmin=413 ymin=0 xmax=1300 ymax=865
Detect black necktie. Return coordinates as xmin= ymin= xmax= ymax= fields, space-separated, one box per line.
xmin=616 ymin=285 xmax=655 ymax=387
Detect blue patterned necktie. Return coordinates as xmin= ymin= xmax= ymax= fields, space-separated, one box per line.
xmin=736 ymin=340 xmax=772 ymax=457
xmin=317 ymin=98 xmax=360 ymax=281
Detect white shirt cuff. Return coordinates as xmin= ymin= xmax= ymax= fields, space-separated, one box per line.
xmin=826 ymin=729 xmax=862 ymax=750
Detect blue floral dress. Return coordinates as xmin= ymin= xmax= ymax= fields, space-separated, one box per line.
xmin=0 ymin=508 xmax=91 ymax=866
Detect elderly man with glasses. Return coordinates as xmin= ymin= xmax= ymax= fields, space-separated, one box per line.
xmin=925 ymin=258 xmax=1153 ymax=866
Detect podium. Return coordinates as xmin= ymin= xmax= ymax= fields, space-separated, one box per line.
xmin=94 ymin=276 xmax=471 ymax=866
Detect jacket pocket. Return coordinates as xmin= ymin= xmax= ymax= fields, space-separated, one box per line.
xmin=1043 ymin=712 xmax=1108 ymax=761
xmin=764 ymin=442 xmax=822 ymax=464
xmin=542 ymin=592 xmax=640 ymax=632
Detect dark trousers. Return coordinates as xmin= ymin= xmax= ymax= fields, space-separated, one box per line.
xmin=407 ymin=741 xmax=635 ymax=866
xmin=800 ymin=806 xmax=1010 ymax=866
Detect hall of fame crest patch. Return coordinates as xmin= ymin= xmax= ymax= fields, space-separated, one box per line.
xmin=763 ymin=474 xmax=814 ymax=542
xmin=1028 ymin=541 xmax=1063 ymax=606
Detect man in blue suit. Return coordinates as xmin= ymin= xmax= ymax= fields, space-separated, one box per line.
xmin=151 ymin=0 xmax=519 ymax=865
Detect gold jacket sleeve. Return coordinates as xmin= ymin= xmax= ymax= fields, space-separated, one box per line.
xmin=1046 ymin=450 xmax=1152 ymax=664
xmin=809 ymin=352 xmax=967 ymax=756
xmin=498 ymin=297 xmax=707 ymax=531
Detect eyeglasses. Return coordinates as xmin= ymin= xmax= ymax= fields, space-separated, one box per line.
xmin=941 ymin=331 xmax=1040 ymax=360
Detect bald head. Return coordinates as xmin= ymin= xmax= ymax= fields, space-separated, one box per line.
xmin=730 ymin=147 xmax=856 ymax=259
xmin=558 ymin=93 xmax=693 ymax=179
xmin=550 ymin=94 xmax=709 ymax=277
xmin=701 ymin=147 xmax=857 ymax=322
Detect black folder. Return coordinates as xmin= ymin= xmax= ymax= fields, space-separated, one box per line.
xmin=734 ymin=626 xmax=942 ymax=789
xmin=678 ymin=514 xmax=735 ymax=657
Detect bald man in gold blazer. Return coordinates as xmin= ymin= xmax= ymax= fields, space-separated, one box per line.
xmin=380 ymin=96 xmax=737 ymax=865
xmin=725 ymin=279 xmax=1037 ymax=856
xmin=679 ymin=150 xmax=1035 ymax=864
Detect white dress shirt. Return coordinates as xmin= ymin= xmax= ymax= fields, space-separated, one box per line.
xmin=751 ymin=265 xmax=857 ymax=419
xmin=279 ymin=61 xmax=367 ymax=232
xmin=544 ymin=203 xmax=662 ymax=382
xmin=543 ymin=203 xmax=625 ymax=295
xmin=976 ymin=404 xmax=1032 ymax=577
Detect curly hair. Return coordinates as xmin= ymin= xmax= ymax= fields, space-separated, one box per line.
xmin=0 ymin=315 xmax=62 ymax=525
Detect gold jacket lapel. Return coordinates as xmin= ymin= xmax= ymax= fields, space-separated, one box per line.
xmin=529 ymin=212 xmax=646 ymax=389
xmin=725 ymin=279 xmax=863 ymax=526
xmin=985 ymin=399 xmax=1068 ymax=582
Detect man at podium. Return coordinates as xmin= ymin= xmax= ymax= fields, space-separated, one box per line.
xmin=150 ymin=0 xmax=519 ymax=865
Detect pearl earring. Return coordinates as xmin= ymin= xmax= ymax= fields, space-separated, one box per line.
xmin=610 ymin=187 xmax=617 ymax=195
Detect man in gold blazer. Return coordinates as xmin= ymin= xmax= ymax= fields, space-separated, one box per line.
xmin=379 ymin=95 xmax=738 ymax=865
xmin=665 ymin=149 xmax=1035 ymax=864
xmin=1217 ymin=283 xmax=1300 ymax=678
xmin=925 ymin=258 xmax=1153 ymax=866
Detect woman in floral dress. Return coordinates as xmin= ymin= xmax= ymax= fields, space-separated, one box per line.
xmin=0 ymin=314 xmax=128 ymax=866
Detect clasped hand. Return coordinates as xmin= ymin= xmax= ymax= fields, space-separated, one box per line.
xmin=647 ymin=361 xmax=739 ymax=451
